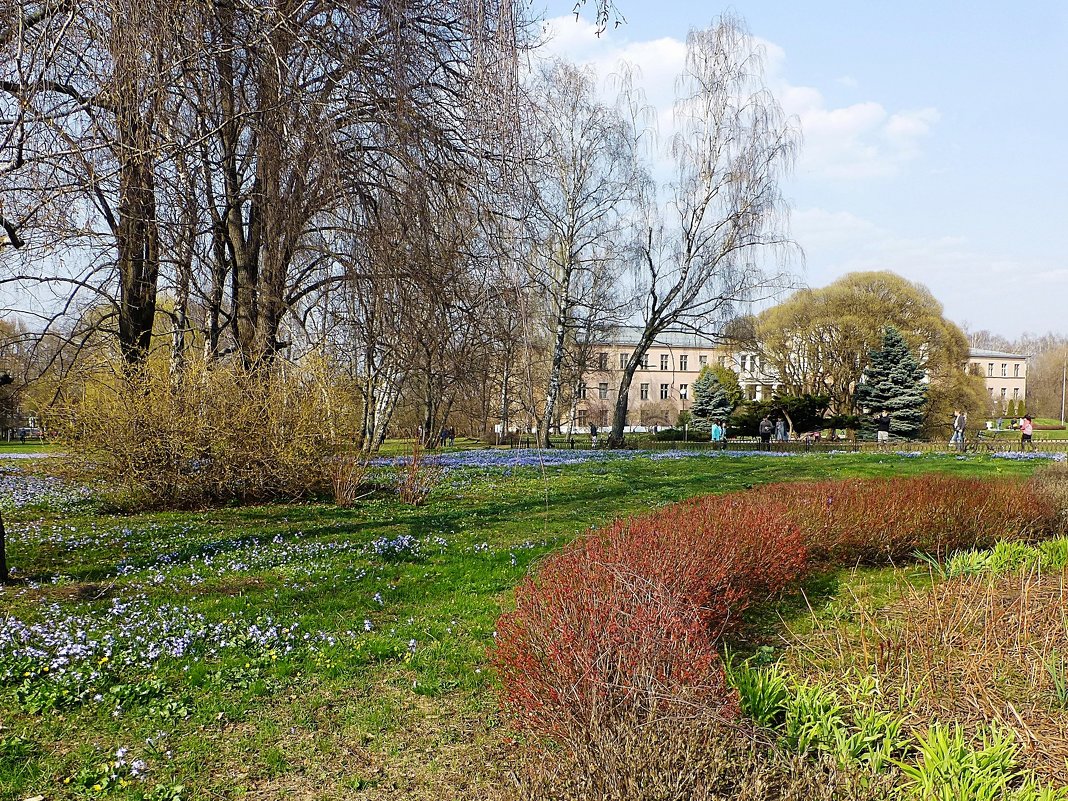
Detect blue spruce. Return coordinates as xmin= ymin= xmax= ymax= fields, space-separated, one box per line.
xmin=691 ymin=366 xmax=734 ymax=434
xmin=856 ymin=327 xmax=927 ymax=440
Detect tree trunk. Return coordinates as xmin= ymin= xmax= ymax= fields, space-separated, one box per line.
xmin=115 ymin=145 xmax=159 ymax=368
xmin=170 ymin=220 xmax=193 ymax=378
xmin=609 ymin=333 xmax=657 ymax=447
xmin=539 ymin=265 xmax=573 ymax=448
xmin=499 ymin=355 xmax=511 ymax=443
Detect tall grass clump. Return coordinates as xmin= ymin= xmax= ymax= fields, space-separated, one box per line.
xmin=54 ymin=356 xmax=359 ymax=506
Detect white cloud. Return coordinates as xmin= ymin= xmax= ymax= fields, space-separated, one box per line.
xmin=791 ymin=207 xmax=1066 ymax=336
xmin=539 ymin=15 xmax=939 ymax=183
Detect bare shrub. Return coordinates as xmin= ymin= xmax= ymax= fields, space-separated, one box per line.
xmin=509 ymin=710 xmax=892 ymax=801
xmin=395 ymin=439 xmax=443 ymax=505
xmin=331 ymin=455 xmax=372 ymax=507
xmin=54 ymin=356 xmax=359 ymax=507
xmin=767 ymin=475 xmax=1060 ymax=564
xmin=493 ymin=497 xmax=806 ymax=744
xmin=1035 ymin=461 xmax=1068 ymax=533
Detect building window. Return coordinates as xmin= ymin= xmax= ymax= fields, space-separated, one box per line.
xmin=639 ymin=353 xmax=649 ymax=369
xmin=660 ymin=354 xmax=669 ymax=371
xmin=598 ymin=352 xmax=608 ymax=370
xmin=598 ymin=382 xmax=608 ymax=400
xmin=660 ymin=383 xmax=669 ymax=400
xmin=680 ymin=384 xmax=688 ymax=399
xmin=640 ymin=383 xmax=649 ymax=400
xmin=1001 ymin=363 xmax=1007 ymax=377
xmin=987 ymin=363 xmax=994 ymax=377
xmin=718 ymin=355 xmax=726 ymax=367
xmin=1014 ymin=364 xmax=1020 ymax=378
xmin=576 ymin=409 xmax=588 ymax=427
xmin=578 ymin=382 xmax=587 ymax=400
xmin=600 ymin=410 xmax=609 ymax=427
xmin=619 ymin=353 xmax=627 ymax=370
xmin=1001 ymin=388 xmax=1007 ymax=399
xmin=746 ymin=384 xmax=757 ymax=400
xmin=699 ymin=355 xmax=708 ymax=366
xmin=740 ymin=355 xmax=748 ymax=371
xmin=1014 ymin=388 xmax=1020 ymax=400
xmin=679 ymin=355 xmax=688 ymax=371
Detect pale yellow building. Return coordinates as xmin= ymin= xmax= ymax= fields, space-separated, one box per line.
xmin=576 ymin=327 xmax=779 ymax=430
xmin=968 ymin=348 xmax=1027 ymax=410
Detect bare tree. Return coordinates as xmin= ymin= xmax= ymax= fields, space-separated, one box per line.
xmin=607 ymin=16 xmax=800 ymax=446
xmin=3 ymin=0 xmax=527 ymax=375
xmin=0 ymin=0 xmax=190 ymax=367
xmin=524 ymin=60 xmax=637 ymax=446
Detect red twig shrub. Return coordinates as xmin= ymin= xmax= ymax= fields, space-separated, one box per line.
xmin=764 ymin=475 xmax=1059 ymax=565
xmin=494 ymin=474 xmax=1063 ymax=748
xmin=493 ymin=498 xmax=806 ymax=741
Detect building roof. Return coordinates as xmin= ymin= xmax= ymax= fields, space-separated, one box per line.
xmin=969 ymin=348 xmax=1028 ymax=360
xmin=598 ymin=325 xmax=722 ymax=349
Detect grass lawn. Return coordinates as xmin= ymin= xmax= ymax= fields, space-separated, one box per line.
xmin=0 ymin=449 xmax=1057 ymax=800
xmin=0 ymin=441 xmax=58 ymax=455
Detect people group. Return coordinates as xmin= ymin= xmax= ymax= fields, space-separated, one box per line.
xmin=758 ymin=414 xmax=791 ymax=446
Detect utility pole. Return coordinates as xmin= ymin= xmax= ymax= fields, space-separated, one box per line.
xmin=1061 ymin=353 xmax=1066 ymax=425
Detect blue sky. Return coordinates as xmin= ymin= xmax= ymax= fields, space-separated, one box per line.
xmin=537 ymin=1 xmax=1068 ymax=338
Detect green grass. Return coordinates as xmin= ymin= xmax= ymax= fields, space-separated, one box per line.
xmin=0 ymin=441 xmax=57 ymax=454
xmin=0 ymin=450 xmax=1053 ymax=800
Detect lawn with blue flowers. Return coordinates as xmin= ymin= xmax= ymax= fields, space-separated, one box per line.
xmin=0 ymin=449 xmax=1058 ymax=800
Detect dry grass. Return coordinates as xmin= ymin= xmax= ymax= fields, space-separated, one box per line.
xmin=789 ymin=567 xmax=1068 ymax=783
xmin=508 ymin=710 xmax=893 ymax=801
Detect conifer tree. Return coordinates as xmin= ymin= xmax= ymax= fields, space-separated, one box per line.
xmin=1006 ymin=398 xmax=1016 ymax=419
xmin=855 ymin=327 xmax=927 ymax=440
xmin=691 ymin=365 xmax=734 ymax=433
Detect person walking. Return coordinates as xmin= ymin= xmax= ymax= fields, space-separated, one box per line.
xmin=875 ymin=410 xmax=891 ymax=447
xmin=950 ymin=409 xmax=967 ymax=450
xmin=774 ymin=415 xmax=787 ymax=442
xmin=1021 ymin=415 xmax=1035 ymax=451
xmin=589 ymin=423 xmax=598 ymax=448
xmin=758 ymin=414 xmax=774 ymax=447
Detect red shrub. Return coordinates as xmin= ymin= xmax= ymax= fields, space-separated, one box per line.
xmin=493 ymin=474 xmax=1061 ymax=744
xmin=765 ymin=475 xmax=1058 ymax=564
xmin=492 ymin=498 xmax=806 ymax=741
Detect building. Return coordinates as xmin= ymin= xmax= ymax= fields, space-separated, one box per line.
xmin=575 ymin=326 xmax=780 ymax=430
xmin=968 ymin=348 xmax=1027 ymax=410
xmin=573 ymin=335 xmax=1028 ymax=432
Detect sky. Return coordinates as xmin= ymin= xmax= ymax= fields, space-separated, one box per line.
xmin=534 ymin=0 xmax=1068 ymax=339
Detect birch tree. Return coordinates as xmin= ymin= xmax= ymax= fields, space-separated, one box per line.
xmin=607 ymin=16 xmax=800 ymax=446
xmin=526 ymin=60 xmax=637 ymax=446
